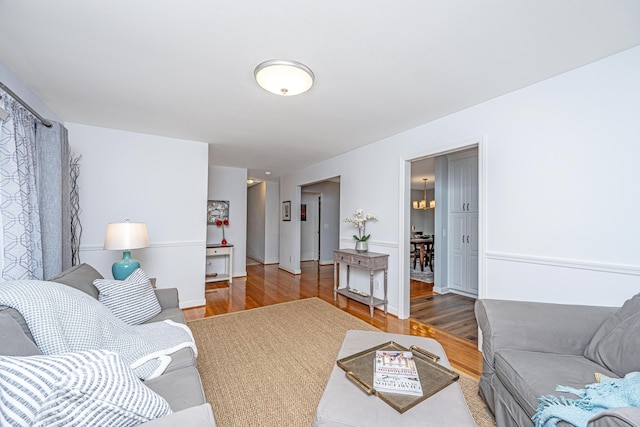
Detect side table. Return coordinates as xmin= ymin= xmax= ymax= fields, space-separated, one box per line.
xmin=205 ymin=244 xmax=233 ymax=284
xmin=333 ymin=249 xmax=388 ymax=317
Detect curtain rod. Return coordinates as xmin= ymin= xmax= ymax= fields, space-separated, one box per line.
xmin=0 ymin=81 xmax=53 ymax=128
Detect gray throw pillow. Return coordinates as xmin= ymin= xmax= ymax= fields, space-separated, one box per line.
xmin=0 ymin=350 xmax=172 ymax=426
xmin=584 ymin=292 xmax=640 ymax=376
xmin=0 ymin=309 xmax=41 ymax=356
xmin=93 ymin=268 xmax=162 ymax=325
xmin=48 ymin=263 xmax=104 ymax=299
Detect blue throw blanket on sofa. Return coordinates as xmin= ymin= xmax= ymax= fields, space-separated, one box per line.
xmin=0 ymin=280 xmax=197 ymax=380
xmin=533 ymin=372 xmax=640 ymax=427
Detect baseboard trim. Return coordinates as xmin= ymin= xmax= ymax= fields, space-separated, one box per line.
xmin=180 ymin=298 xmax=206 ymax=309
xmin=279 ymin=265 xmax=301 ymax=275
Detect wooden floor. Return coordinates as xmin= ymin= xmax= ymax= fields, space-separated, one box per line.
xmin=410 ymin=293 xmax=478 ymax=344
xmin=183 ymin=261 xmax=482 ymax=378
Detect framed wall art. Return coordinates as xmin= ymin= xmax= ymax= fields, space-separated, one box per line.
xmin=282 ymin=201 xmax=291 ymax=221
xmin=207 ymin=200 xmax=229 ymax=225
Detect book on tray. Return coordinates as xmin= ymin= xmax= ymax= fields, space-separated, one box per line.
xmin=373 ymin=350 xmax=423 ymax=396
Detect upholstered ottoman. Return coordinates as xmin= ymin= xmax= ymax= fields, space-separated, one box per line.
xmin=314 ymin=330 xmax=475 ymax=426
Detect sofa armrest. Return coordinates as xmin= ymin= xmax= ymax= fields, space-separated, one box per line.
xmin=154 ymin=288 xmax=180 ymax=309
xmin=475 ymin=299 xmax=615 ymax=363
xmin=588 ymin=407 xmax=640 ymax=427
xmin=143 ymin=403 xmax=216 ymax=426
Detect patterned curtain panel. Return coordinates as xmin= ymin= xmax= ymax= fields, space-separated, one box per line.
xmin=0 ymin=97 xmax=43 ymax=280
xmin=36 ymin=122 xmax=72 ymax=278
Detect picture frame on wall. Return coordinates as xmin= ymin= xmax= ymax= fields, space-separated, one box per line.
xmin=207 ymin=200 xmax=229 ymax=225
xmin=282 ymin=201 xmax=291 ymax=221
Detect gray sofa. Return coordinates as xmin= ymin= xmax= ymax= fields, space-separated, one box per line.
xmin=475 ymin=296 xmax=640 ymax=427
xmin=0 ymin=263 xmax=215 ymax=426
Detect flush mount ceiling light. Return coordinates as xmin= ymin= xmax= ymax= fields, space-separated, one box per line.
xmin=254 ymin=60 xmax=314 ymax=96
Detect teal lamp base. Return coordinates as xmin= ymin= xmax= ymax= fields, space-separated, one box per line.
xmin=112 ymin=251 xmax=141 ymax=280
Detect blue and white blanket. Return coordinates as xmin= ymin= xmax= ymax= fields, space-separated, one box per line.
xmin=0 ymin=280 xmax=197 ymax=380
xmin=533 ymin=372 xmax=640 ymax=427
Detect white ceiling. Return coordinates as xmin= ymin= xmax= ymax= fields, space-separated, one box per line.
xmin=1 ymin=1 xmax=639 ymax=182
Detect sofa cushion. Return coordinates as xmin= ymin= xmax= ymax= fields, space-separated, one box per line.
xmin=0 ymin=308 xmax=41 ymax=356
xmin=94 ymin=268 xmax=162 ymax=325
xmin=48 ymin=263 xmax=103 ymax=299
xmin=0 ymin=350 xmax=172 ymax=426
xmin=144 ymin=365 xmax=206 ymax=412
xmin=584 ymin=292 xmax=640 ymax=377
xmin=146 ymin=307 xmax=187 ymax=324
xmin=494 ymin=349 xmax=619 ymax=417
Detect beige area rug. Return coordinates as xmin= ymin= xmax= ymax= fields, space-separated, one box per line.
xmin=188 ymin=298 xmax=495 ymax=427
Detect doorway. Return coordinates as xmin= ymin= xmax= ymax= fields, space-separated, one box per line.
xmin=406 ymin=144 xmax=481 ymax=343
xmin=299 ymin=177 xmax=340 ymax=266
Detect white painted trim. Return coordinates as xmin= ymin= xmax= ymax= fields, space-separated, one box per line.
xmin=279 ymin=265 xmax=302 ymax=275
xmin=179 ymin=298 xmax=206 ymax=309
xmin=80 ymin=240 xmax=206 ymax=251
xmin=339 ymin=238 xmax=399 ymax=249
xmin=478 ymin=135 xmax=488 ymax=299
xmin=487 ymin=251 xmax=640 ymax=276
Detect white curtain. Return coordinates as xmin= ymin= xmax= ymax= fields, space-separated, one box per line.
xmin=0 ymin=96 xmax=43 ymax=280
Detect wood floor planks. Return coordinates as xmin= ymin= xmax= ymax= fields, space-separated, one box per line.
xmin=183 ymin=261 xmax=482 ymax=378
xmin=410 ymin=293 xmax=478 ymax=343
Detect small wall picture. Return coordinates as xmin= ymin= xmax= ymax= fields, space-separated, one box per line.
xmin=282 ymin=201 xmax=291 ymax=221
xmin=207 ymin=200 xmax=229 ymax=225
xmin=301 ymin=204 xmax=307 ymax=221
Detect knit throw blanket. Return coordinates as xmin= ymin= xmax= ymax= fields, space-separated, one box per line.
xmin=0 ymin=280 xmax=197 ymax=380
xmin=533 ymin=372 xmax=640 ymax=427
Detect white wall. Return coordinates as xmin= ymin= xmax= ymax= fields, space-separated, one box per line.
xmin=280 ymin=45 xmax=640 ymax=318
xmin=247 ymin=183 xmax=266 ymax=262
xmin=244 ymin=180 xmax=280 ymax=265
xmin=207 ymin=166 xmax=247 ymax=277
xmin=264 ymin=181 xmax=280 ymax=264
xmin=301 ymin=191 xmax=319 ymax=261
xmin=67 ymin=123 xmax=209 ymax=308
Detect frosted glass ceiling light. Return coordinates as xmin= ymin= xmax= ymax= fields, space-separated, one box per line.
xmin=254 ymin=60 xmax=314 ymax=96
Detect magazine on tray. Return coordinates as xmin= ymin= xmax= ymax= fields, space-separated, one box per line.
xmin=373 ymin=350 xmax=423 ymax=396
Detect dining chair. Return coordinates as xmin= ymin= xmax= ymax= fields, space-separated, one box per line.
xmin=410 ymin=243 xmax=421 ymax=270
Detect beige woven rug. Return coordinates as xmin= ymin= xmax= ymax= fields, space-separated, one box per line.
xmin=188 ymin=297 xmax=495 ymax=426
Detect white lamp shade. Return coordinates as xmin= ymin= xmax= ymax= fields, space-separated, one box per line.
xmin=255 ymin=60 xmax=314 ymax=96
xmin=103 ymin=222 xmax=149 ymax=250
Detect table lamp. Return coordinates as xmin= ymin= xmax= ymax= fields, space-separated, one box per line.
xmin=103 ymin=220 xmax=149 ymax=280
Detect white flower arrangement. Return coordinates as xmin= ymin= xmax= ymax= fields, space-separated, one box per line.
xmin=344 ymin=209 xmax=378 ymax=242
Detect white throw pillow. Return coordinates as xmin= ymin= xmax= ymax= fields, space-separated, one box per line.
xmin=0 ymin=350 xmax=172 ymax=427
xmin=94 ymin=269 xmax=162 ymax=325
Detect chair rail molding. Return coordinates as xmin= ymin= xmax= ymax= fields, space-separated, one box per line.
xmin=80 ymin=240 xmax=206 ymax=251
xmin=486 ymin=251 xmax=640 ymax=276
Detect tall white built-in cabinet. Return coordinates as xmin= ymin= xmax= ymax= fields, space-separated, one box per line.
xmin=448 ymin=150 xmax=479 ymax=297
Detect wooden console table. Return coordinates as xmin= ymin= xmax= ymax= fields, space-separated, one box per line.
xmin=333 ymin=249 xmax=388 ymax=317
xmin=206 ymin=244 xmax=233 ymax=284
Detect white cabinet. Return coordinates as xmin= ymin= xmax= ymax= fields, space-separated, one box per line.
xmin=448 ymin=150 xmax=478 ymax=297
xmin=449 ymin=154 xmax=478 ymax=213
xmin=450 ymin=213 xmax=478 ymax=296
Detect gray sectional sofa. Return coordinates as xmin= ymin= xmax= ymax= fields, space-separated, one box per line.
xmin=0 ymin=263 xmax=215 ymax=426
xmin=476 ymin=296 xmax=640 ymax=427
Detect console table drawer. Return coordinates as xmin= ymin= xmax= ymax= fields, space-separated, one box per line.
xmin=334 ymin=253 xmax=353 ymax=264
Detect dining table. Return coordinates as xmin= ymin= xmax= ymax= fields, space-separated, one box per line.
xmin=410 ymin=237 xmax=433 ymax=272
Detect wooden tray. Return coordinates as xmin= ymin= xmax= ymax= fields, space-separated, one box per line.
xmin=336 ymin=341 xmax=459 ymax=413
